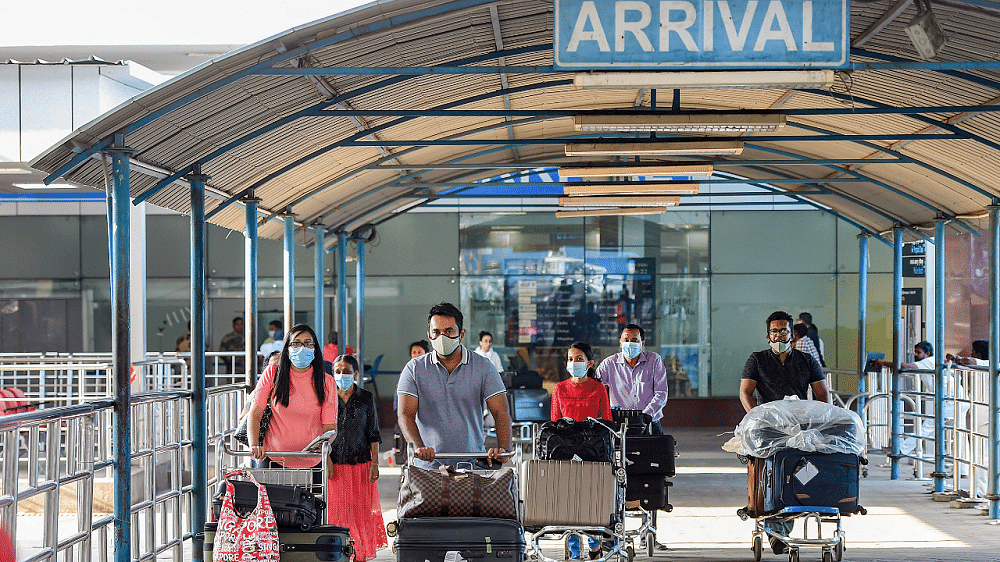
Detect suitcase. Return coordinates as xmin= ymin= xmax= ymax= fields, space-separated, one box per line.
xmin=508 ymin=388 xmax=551 ymax=422
xmin=623 ymin=435 xmax=676 ymax=476
xmin=610 ymin=409 xmax=652 ymax=435
xmin=746 ymin=456 xmax=770 ymax=518
xmin=763 ymin=451 xmax=863 ymax=515
xmin=510 ymin=370 xmax=543 ymax=389
xmin=521 ymin=459 xmax=615 ymax=527
xmin=625 ymin=474 xmax=672 ymax=510
xmin=393 ymin=517 xmax=524 ymax=562
xmin=536 ymin=418 xmax=613 ymax=463
xmin=201 ymin=522 xmax=354 ymax=561
xmin=212 ymin=479 xmax=325 ymax=529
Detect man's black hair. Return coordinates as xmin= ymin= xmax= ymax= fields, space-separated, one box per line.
xmin=232 ymin=316 xmax=243 ymax=325
xmin=428 ymin=302 xmax=464 ymax=332
xmin=798 ymin=312 xmax=813 ymax=326
xmin=479 ymin=331 xmax=493 ymax=341
xmin=793 ymin=323 xmax=809 ymax=338
xmin=622 ymin=323 xmax=644 ymax=341
xmin=915 ymin=341 xmax=933 ymax=356
xmin=767 ymin=311 xmax=794 ymax=329
xmin=972 ymin=340 xmax=989 ymax=360
xmin=269 ymin=319 xmax=282 ymax=330
xmin=410 ymin=340 xmax=430 ymax=353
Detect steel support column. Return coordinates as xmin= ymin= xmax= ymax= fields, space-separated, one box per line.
xmin=244 ymin=193 xmax=260 ymax=388
xmin=933 ymin=218 xmax=947 ymax=493
xmin=891 ymin=225 xmax=904 ymax=480
xmin=337 ymin=233 xmax=348 ymax=349
xmin=356 ymin=235 xmax=366 ymax=380
xmin=989 ymin=201 xmax=1000 ymax=519
xmin=857 ymin=232 xmax=869 ymax=418
xmin=189 ymin=165 xmax=209 ymax=561
xmin=106 ymin=133 xmax=133 ymax=562
xmin=283 ymin=216 xmax=296 ymax=332
xmin=314 ymin=227 xmax=326 ymax=350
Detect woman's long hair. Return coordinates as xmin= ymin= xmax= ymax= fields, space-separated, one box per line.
xmin=273 ymin=323 xmax=327 ymax=407
xmin=569 ymin=341 xmax=597 ymax=379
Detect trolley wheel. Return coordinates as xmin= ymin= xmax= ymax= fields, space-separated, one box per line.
xmin=822 ymin=548 xmax=833 ymax=562
xmin=834 ymin=536 xmax=844 ymax=561
xmin=645 ymin=531 xmax=655 ymax=558
xmin=752 ymin=536 xmax=762 ymax=562
xmin=787 ymin=547 xmax=799 ymax=562
xmin=616 ymin=467 xmax=627 ymax=483
xmin=626 ymin=545 xmax=635 ymax=562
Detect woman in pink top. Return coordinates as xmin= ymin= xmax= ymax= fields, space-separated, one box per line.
xmin=248 ymin=324 xmax=337 ymax=471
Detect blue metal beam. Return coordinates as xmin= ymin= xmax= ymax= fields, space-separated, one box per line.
xmin=313 ymin=105 xmax=1000 ymax=118
xmin=933 ymin=218 xmax=947 ymax=494
xmin=385 ymin=178 xmax=865 ymax=188
xmin=355 ymin=233 xmax=366 ymax=383
xmin=283 ymin=216 xmax=295 ymax=334
xmin=367 ymin=159 xmax=904 ymax=170
xmin=336 ymin=133 xmax=968 ymax=147
xmin=188 ymin=164 xmax=209 ymax=562
xmin=857 ymin=232 xmax=869 ymax=419
xmin=314 ymin=226 xmax=325 ymax=351
xmin=891 ymin=225 xmax=904 ymax=480
xmin=337 ymin=233 xmax=348 ymax=352
xmin=245 ymin=193 xmax=260 ymax=388
xmin=852 ymin=49 xmax=1000 ymax=92
xmin=990 ymin=200 xmax=1000 ymax=519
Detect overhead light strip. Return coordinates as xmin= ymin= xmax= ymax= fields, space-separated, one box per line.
xmin=575 ymin=70 xmax=835 ymax=90
xmin=555 ymin=207 xmax=669 ymax=218
xmin=558 ymin=164 xmax=713 ymax=179
xmin=574 ymin=114 xmax=786 ymax=133
xmin=565 ymin=140 xmax=744 ymax=156
xmin=558 ymin=195 xmax=680 ymax=207
xmin=563 ymin=183 xmax=699 ymax=196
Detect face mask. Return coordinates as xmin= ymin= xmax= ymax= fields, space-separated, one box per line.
xmin=431 ymin=334 xmax=461 ymax=356
xmin=621 ymin=342 xmax=642 ymax=360
xmin=269 ymin=330 xmax=279 ymax=340
xmin=289 ymin=346 xmax=314 ymax=369
xmin=566 ymin=362 xmax=588 ymax=378
xmin=334 ymin=374 xmax=355 ymax=391
xmin=770 ymin=340 xmax=791 ymax=354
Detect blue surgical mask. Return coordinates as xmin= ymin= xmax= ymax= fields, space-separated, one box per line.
xmin=289 ymin=346 xmax=314 ymax=369
xmin=334 ymin=374 xmax=355 ymax=391
xmin=621 ymin=341 xmax=642 ymax=360
xmin=566 ymin=362 xmax=588 ymax=379
xmin=269 ymin=330 xmax=279 ymax=340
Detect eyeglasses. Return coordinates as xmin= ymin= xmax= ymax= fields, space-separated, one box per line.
xmin=767 ymin=329 xmax=791 ymax=337
xmin=289 ymin=341 xmax=315 ymax=349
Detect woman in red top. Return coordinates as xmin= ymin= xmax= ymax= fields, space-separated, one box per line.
xmin=550 ymin=341 xmax=612 ymax=422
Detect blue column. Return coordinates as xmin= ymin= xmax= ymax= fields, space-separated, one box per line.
xmin=857 ymin=232 xmax=869 ymax=418
xmin=337 ymin=233 xmax=348 ymax=349
xmin=989 ymin=201 xmax=1000 ymax=519
xmin=106 ymin=134 xmax=133 ymax=562
xmin=189 ymin=165 xmax=209 ymax=562
xmin=283 ymin=216 xmax=296 ymax=333
xmin=314 ymin=226 xmax=326 ymax=352
xmin=244 ymin=192 xmax=259 ymax=388
xmin=891 ymin=225 xmax=904 ymax=480
xmin=356 ymin=235 xmax=366 ymax=380
xmin=933 ymin=218 xmax=947 ymax=493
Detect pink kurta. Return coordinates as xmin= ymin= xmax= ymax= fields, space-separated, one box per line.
xmin=254 ymin=363 xmax=337 ymax=468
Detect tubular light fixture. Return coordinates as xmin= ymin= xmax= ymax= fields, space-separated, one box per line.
xmin=565 ymin=140 xmax=743 ymax=157
xmin=558 ymin=164 xmax=713 ymax=179
xmin=574 ymin=70 xmax=835 ymax=90
xmin=563 ymin=183 xmax=699 ymax=196
xmin=555 ymin=207 xmax=668 ymax=218
xmin=558 ymin=196 xmax=680 ymax=206
xmin=575 ymin=114 xmax=785 ymax=133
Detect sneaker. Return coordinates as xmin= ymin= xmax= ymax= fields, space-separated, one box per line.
xmin=770 ymin=540 xmax=788 ymax=555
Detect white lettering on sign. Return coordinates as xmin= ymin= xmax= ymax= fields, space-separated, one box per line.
xmin=566 ymin=0 xmax=835 ymax=53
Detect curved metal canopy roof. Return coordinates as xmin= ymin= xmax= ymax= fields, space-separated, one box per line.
xmin=29 ymin=0 xmax=1000 ymax=243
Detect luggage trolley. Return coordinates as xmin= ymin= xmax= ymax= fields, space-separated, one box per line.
xmin=523 ymin=420 xmax=631 ymax=562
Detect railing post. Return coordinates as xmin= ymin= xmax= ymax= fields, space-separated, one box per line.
xmin=283 ymin=215 xmax=296 ymax=333
xmin=988 ymin=201 xmax=1000 ymax=519
xmin=104 ymin=133 xmax=134 ymax=562
xmin=891 ymin=224 xmax=904 ymax=480
xmin=244 ymin=192 xmax=260 ymax=389
xmin=857 ymin=232 xmax=869 ymax=417
xmin=314 ymin=226 xmax=326 ymax=352
xmin=189 ymin=165 xmax=209 ymax=561
xmin=933 ymin=217 xmax=947 ymax=493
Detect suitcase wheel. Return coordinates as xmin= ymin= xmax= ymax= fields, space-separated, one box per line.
xmin=385 ymin=521 xmax=397 ymax=537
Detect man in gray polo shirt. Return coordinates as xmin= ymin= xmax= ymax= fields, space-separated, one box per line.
xmin=397 ymin=302 xmax=512 ymax=468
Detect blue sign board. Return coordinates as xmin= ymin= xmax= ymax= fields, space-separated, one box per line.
xmin=554 ymin=0 xmax=849 ymax=70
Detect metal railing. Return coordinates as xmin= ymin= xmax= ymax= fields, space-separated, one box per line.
xmin=0 ymin=385 xmax=244 ymax=562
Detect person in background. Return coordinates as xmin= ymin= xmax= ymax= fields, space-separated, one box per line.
xmin=474 ymin=331 xmax=503 ymax=372
xmin=327 ymin=355 xmax=387 ymax=561
xmin=596 ymin=323 xmax=669 ymax=434
xmin=796 ymin=312 xmax=826 ymax=367
xmin=393 ymin=340 xmax=431 ymax=466
xmin=791 ymin=323 xmax=822 ymax=366
xmin=550 ymin=341 xmax=611 ymax=561
xmin=323 ymin=331 xmax=355 ymax=360
xmin=409 ymin=340 xmax=429 ymax=359
xmin=248 ymin=324 xmax=337 ymax=480
xmin=218 ymin=316 xmax=245 ymax=375
xmin=947 ymin=339 xmax=989 ymax=366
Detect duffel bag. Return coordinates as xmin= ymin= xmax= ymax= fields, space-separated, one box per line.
xmin=536 ymin=418 xmax=613 ymax=462
xmin=398 ymin=464 xmax=519 ymax=520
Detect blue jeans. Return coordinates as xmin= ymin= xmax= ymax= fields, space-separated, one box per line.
xmin=567 ymin=534 xmax=599 ymax=559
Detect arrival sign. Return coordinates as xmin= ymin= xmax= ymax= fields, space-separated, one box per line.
xmin=554 ymin=0 xmax=848 ymax=70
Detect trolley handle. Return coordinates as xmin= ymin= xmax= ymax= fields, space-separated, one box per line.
xmin=222 ymin=440 xmax=328 ymax=459
xmin=405 ymin=443 xmax=519 ymax=466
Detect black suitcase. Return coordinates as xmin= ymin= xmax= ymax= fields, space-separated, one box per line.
xmin=201 ymin=522 xmax=354 ymax=561
xmin=763 ymin=451 xmax=864 ymax=515
xmin=510 ymin=370 xmax=543 ymax=389
xmin=508 ymin=388 xmax=551 ymax=422
xmin=624 ymin=435 xmax=676 ymax=476
xmin=393 ymin=517 xmax=524 ymax=562
xmin=625 ymin=475 xmax=672 ymax=510
xmin=611 ymin=409 xmax=652 ymax=435
xmin=536 ymin=418 xmax=613 ymax=463
xmin=212 ymin=479 xmax=325 ymax=530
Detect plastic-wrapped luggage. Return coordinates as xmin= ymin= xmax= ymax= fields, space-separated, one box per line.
xmin=535 ymin=418 xmax=613 ymax=462
xmin=723 ymin=396 xmax=865 ymax=458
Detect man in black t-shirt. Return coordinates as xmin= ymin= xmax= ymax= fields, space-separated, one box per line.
xmin=738 ymin=310 xmax=829 ymax=553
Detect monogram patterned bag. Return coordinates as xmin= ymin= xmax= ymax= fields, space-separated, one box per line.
xmin=398 ymin=464 xmax=519 ymax=520
xmin=212 ymin=470 xmax=279 ymax=561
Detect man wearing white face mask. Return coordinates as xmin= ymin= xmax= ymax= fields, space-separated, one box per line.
xmin=397 ymin=302 xmax=512 ymax=468
xmin=596 ymin=323 xmax=670 ymax=434
xmin=739 ymin=310 xmax=828 ymax=413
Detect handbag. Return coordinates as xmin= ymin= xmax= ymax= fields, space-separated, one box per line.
xmin=212 ymin=469 xmax=279 ymax=561
xmin=398 ymin=464 xmax=519 ymax=520
xmin=234 ymin=385 xmax=274 ymax=446
xmin=536 ymin=418 xmax=614 ymax=462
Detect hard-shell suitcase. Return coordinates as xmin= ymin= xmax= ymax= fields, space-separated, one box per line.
xmin=393 ymin=517 xmax=524 ymax=562
xmin=508 ymin=388 xmax=551 ymax=422
xmin=521 ymin=459 xmax=615 ymax=526
xmin=763 ymin=451 xmax=863 ymax=515
xmin=623 ymin=435 xmax=676 ymax=476
xmin=625 ymin=474 xmax=672 ymax=510
xmin=202 ymin=522 xmax=354 ymax=561
xmin=212 ymin=479 xmax=325 ymax=529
